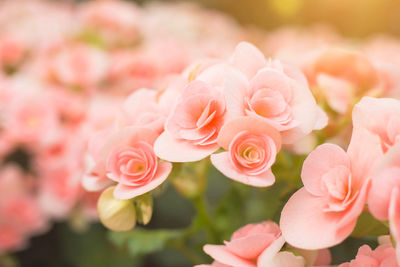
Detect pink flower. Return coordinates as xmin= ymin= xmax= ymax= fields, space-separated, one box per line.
xmin=210 ymin=116 xmax=281 ymax=187
xmin=104 ymin=127 xmax=172 ymax=199
xmin=338 ymin=244 xmax=398 ymax=267
xmin=116 ymin=87 xmax=179 ymax=134
xmin=352 ymin=97 xmax=400 ymax=154
xmin=154 ymin=76 xmax=228 ymax=162
xmin=368 ymin=144 xmax=400 ymax=221
xmin=227 ymin=42 xmax=327 ymax=144
xmin=280 ymin=129 xmax=381 ymax=249
xmin=367 ymin=144 xmax=400 ymax=264
xmin=51 ymin=44 xmax=108 ymax=89
xmin=200 ymin=221 xmax=288 ymax=267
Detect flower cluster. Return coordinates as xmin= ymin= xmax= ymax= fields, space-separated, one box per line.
xmin=3 ymin=0 xmax=400 ymax=265
xmin=0 ymin=0 xmax=245 ymax=253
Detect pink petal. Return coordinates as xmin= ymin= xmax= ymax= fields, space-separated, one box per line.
xmin=82 ymin=173 xmax=114 ymax=192
xmin=230 ymin=42 xmax=266 ymax=80
xmin=100 ymin=127 xmax=158 ymax=162
xmin=154 ymin=131 xmax=219 ymax=162
xmin=211 ymin=152 xmax=275 ymax=187
xmin=347 ymin=128 xmax=384 ymax=188
xmin=301 ymin=143 xmax=350 ymax=197
xmin=113 ymin=162 xmax=172 ymax=200
xmin=203 ymin=245 xmax=256 ymax=267
xmin=256 ymin=236 xmax=285 ymax=266
xmin=264 ymin=251 xmax=305 ymax=267
xmin=225 ymin=233 xmax=276 ymax=260
xmin=217 ymin=116 xmax=281 ymax=151
xmin=223 ymin=68 xmax=249 ymax=120
xmin=280 ymin=188 xmax=357 ymax=250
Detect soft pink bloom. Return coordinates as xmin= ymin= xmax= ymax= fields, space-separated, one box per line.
xmin=210 ymin=116 xmax=281 ymax=187
xmin=51 ymin=44 xmax=108 ymax=90
xmin=154 ymin=67 xmax=231 ymax=162
xmin=368 ymin=144 xmax=400 ymax=220
xmin=79 ymin=0 xmax=142 ymax=45
xmin=352 ymin=97 xmax=400 ymax=154
xmin=280 ymin=129 xmax=381 ymax=249
xmin=306 ymin=48 xmax=381 ymax=114
xmin=0 ymin=165 xmax=47 ymax=252
xmin=5 ymin=92 xmax=58 ymax=145
xmin=366 ymin=144 xmax=400 ymax=264
xmin=200 ymin=221 xmax=288 ymax=267
xmin=0 ymin=34 xmax=25 ymax=67
xmin=104 ymin=127 xmax=172 ymax=200
xmin=339 ymin=244 xmax=398 ymax=267
xmin=116 ymin=87 xmax=180 ymax=134
xmin=227 ymin=42 xmax=327 ymax=143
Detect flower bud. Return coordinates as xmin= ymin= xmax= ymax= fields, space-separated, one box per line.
xmin=134 ymin=194 xmax=153 ymax=225
xmin=97 ymin=186 xmax=136 ymax=231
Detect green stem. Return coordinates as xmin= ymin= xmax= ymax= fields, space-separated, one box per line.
xmin=169 ymin=241 xmax=204 ymax=265
xmin=192 ymin=196 xmax=220 ymax=244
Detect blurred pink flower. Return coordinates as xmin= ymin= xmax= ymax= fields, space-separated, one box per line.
xmin=339 ymin=244 xmax=398 ymax=267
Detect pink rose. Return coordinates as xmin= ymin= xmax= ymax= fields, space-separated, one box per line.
xmin=352 ymin=97 xmax=400 ymax=154
xmin=51 ymin=44 xmax=108 ymax=89
xmin=104 ymin=127 xmax=172 ymax=199
xmin=367 ymin=144 xmax=400 ymax=264
xmin=368 ymin=144 xmax=400 ymax=220
xmin=116 ymin=87 xmax=180 ymax=134
xmin=154 ymin=76 xmax=228 ymax=162
xmin=280 ymin=128 xmax=381 ymax=249
xmin=227 ymin=42 xmax=327 ymax=144
xmin=339 ymin=244 xmax=398 ymax=267
xmin=200 ymin=221 xmax=288 ymax=267
xmin=210 ymin=116 xmax=281 ymax=187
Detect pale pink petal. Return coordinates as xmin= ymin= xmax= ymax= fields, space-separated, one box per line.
xmin=223 ymin=68 xmax=248 ymax=120
xmin=256 ymin=236 xmax=285 ymax=266
xmin=203 ymin=244 xmax=255 ymax=267
xmin=217 ymin=116 xmax=281 ymax=151
xmin=154 ymin=131 xmax=219 ymax=162
xmin=113 ymin=162 xmax=172 ymax=199
xmin=316 ymin=74 xmax=352 ymax=114
xmin=348 ymin=128 xmax=384 ymax=188
xmin=211 ymin=152 xmax=275 ymax=187
xmin=263 ymin=251 xmax=305 ymax=267
xmin=82 ymin=173 xmax=114 ymax=192
xmin=230 ymin=42 xmax=267 ymax=80
xmin=301 ymin=143 xmax=350 ymax=197
xmin=225 ymin=233 xmax=276 ymax=260
xmin=280 ymin=188 xmax=357 ymax=250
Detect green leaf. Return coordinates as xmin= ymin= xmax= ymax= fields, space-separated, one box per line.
xmin=108 ymin=228 xmax=183 ymax=257
xmin=351 ymin=210 xmax=389 ymax=238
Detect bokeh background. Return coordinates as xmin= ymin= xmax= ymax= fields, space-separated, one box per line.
xmin=4 ymin=0 xmax=399 ymax=266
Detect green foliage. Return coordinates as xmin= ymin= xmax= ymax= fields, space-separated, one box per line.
xmin=108 ymin=228 xmax=183 ymax=257
xmin=351 ymin=210 xmax=389 ymax=238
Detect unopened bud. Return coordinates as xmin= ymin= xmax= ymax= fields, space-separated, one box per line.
xmin=97 ymin=186 xmax=136 ymax=231
xmin=135 ymin=194 xmax=153 ymax=225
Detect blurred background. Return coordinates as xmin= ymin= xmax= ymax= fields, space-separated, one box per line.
xmin=1 ymin=0 xmax=398 ymax=266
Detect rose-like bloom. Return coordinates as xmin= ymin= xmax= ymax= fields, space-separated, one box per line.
xmin=306 ymin=48 xmax=380 ymax=114
xmin=154 ymin=71 xmax=230 ymax=162
xmin=367 ymin=144 xmax=400 ymax=264
xmin=352 ymin=97 xmax=400 ymax=154
xmin=338 ymin=244 xmax=398 ymax=267
xmin=6 ymin=92 xmax=58 ymax=145
xmin=210 ymin=116 xmax=281 ymax=187
xmin=197 ymin=221 xmax=305 ymax=267
xmin=104 ymin=127 xmax=172 ymax=199
xmin=51 ymin=44 xmax=108 ymax=90
xmin=226 ymin=42 xmax=327 ymax=144
xmin=116 ymin=86 xmax=181 ymax=134
xmin=280 ymin=128 xmax=381 ymax=249
xmin=79 ymin=0 xmax=142 ymax=45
